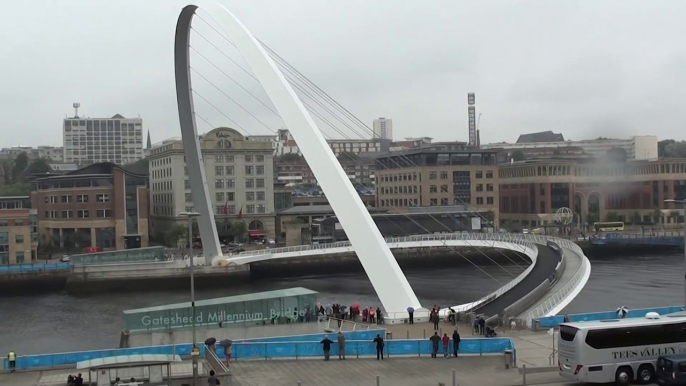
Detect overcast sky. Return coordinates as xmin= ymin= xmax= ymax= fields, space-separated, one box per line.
xmin=2 ymin=0 xmax=686 ymax=149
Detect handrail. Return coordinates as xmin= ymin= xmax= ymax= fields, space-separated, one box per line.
xmin=522 ymin=239 xmax=589 ymax=325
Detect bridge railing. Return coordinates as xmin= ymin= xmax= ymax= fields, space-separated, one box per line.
xmin=233 ymin=232 xmax=550 ymax=258
xmin=521 ymin=237 xmax=589 ymax=326
xmin=0 ymin=262 xmax=71 ymax=274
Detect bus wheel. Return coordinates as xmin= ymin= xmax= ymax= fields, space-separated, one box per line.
xmin=636 ymin=364 xmax=655 ymax=384
xmin=615 ymin=366 xmax=633 ymax=386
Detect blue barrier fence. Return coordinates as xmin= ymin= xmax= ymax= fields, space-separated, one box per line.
xmin=535 ymin=305 xmax=685 ymax=329
xmin=0 ymin=262 xmax=70 ymax=274
xmin=236 ymin=330 xmax=386 ymax=343
xmin=3 ymin=335 xmax=514 ymax=370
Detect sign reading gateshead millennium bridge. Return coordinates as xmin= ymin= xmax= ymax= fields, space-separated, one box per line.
xmin=123 ymin=287 xmax=318 ymax=331
xmin=70 ymin=246 xmax=165 ymax=266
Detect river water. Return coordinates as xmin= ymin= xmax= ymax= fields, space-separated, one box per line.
xmin=0 ymin=251 xmax=683 ymax=355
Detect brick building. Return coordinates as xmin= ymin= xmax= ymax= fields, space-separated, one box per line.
xmin=0 ymin=196 xmax=38 ymax=264
xmin=31 ymin=163 xmax=149 ymax=250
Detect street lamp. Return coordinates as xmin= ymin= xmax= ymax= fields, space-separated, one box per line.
xmin=180 ymin=211 xmax=201 ymax=386
xmin=664 ymin=199 xmax=686 ymax=307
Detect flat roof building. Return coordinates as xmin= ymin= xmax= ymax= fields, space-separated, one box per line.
xmin=0 ymin=196 xmax=38 ymax=265
xmin=63 ymin=113 xmax=144 ymax=165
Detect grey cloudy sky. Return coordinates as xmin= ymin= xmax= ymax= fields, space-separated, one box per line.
xmin=2 ymin=0 xmax=686 ymax=148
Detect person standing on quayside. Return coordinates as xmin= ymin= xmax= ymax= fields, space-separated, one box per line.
xmin=320 ymin=334 xmax=333 ymax=361
xmin=337 ymin=331 xmax=346 ymax=360
xmin=373 ymin=334 xmax=385 ymax=360
xmin=430 ymin=332 xmax=441 ymax=358
xmin=432 ymin=312 xmax=440 ymax=330
xmin=452 ymin=330 xmax=461 ymax=357
xmin=7 ymin=351 xmax=16 ymax=372
xmin=407 ymin=306 xmax=415 ymax=324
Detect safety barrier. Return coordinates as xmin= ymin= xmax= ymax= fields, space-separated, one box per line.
xmin=533 ymin=305 xmax=685 ymax=329
xmin=2 ymin=335 xmax=514 ymax=370
xmin=521 ymin=237 xmax=591 ymax=326
xmin=0 ymin=262 xmax=70 ymax=274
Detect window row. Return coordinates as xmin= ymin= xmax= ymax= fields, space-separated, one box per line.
xmin=214 ymin=165 xmax=265 ymax=176
xmin=215 ymin=204 xmax=266 ymax=215
xmin=379 ymin=173 xmax=419 ymax=183
xmin=44 ymin=194 xmax=110 ymax=204
xmin=44 ymin=209 xmax=112 ymax=219
xmin=379 ymin=186 xmax=419 ymax=195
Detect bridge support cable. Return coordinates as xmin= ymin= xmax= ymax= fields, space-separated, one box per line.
xmin=261 ymin=47 xmax=531 ymax=269
xmin=187 ymin=11 xmax=521 ymax=283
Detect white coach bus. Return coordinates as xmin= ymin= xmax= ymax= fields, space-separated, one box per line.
xmin=558 ymin=313 xmax=686 ymax=385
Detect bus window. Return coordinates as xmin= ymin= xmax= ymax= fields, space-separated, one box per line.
xmin=560 ymin=325 xmax=578 ymax=341
xmin=658 ymin=358 xmax=673 ymax=371
xmin=679 ymin=362 xmax=686 ymax=372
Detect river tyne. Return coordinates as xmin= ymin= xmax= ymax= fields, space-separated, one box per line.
xmin=0 ymin=250 xmax=682 ymax=355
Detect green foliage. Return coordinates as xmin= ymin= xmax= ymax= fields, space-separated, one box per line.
xmin=664 ymin=141 xmax=686 ymax=158
xmin=483 ymin=210 xmax=495 ymax=222
xmin=0 ymin=159 xmax=13 ymax=184
xmin=586 ymin=211 xmax=599 ymax=225
xmin=123 ymin=158 xmax=150 ymax=175
xmin=25 ymin=159 xmax=52 ymax=175
xmin=653 ymin=208 xmax=663 ymax=224
xmin=511 ymin=150 xmax=526 ymax=162
xmin=0 ymin=183 xmax=31 ymax=197
xmin=631 ymin=211 xmax=642 ymax=225
xmin=604 ymin=211 xmax=620 ymax=222
xmin=281 ymin=153 xmax=302 ymax=162
xmin=229 ymin=221 xmax=248 ymax=242
xmin=659 ymin=139 xmax=675 ymax=157
xmin=166 ymin=224 xmax=189 ymax=247
xmin=11 ymin=152 xmax=28 ymax=182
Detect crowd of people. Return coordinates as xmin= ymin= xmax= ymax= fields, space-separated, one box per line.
xmin=316 ymin=303 xmax=385 ymax=325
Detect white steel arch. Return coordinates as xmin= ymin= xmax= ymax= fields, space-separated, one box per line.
xmin=174 ymin=1 xmax=421 ymax=314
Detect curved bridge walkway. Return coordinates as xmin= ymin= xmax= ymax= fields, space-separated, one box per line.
xmin=224 ymin=233 xmax=591 ymax=325
xmin=473 ymin=245 xmax=561 ymax=317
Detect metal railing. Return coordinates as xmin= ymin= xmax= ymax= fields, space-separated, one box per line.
xmin=325 ymin=317 xmax=373 ymax=332
xmin=521 ymin=239 xmax=590 ymax=325
xmin=232 ymin=232 xmax=545 ymax=258
xmin=0 ymin=261 xmax=71 ymax=274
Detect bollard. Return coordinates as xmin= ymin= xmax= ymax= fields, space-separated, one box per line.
xmin=423 ymin=329 xmax=426 ymax=339
xmin=440 ymin=327 xmax=443 ymax=336
xmin=522 ymin=364 xmax=526 ymax=386
xmin=407 ymin=330 xmax=410 ymax=339
xmin=376 ymin=375 xmax=380 ymax=386
xmin=297 ymin=383 xmax=301 ymax=386
xmin=452 ymin=368 xmax=457 ymax=386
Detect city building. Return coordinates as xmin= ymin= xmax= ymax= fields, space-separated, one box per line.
xmin=271 ymin=129 xmax=390 ymax=157
xmin=0 ymin=146 xmax=64 ymax=162
xmin=373 ymin=118 xmax=393 ymax=140
xmin=374 ymin=148 xmax=502 ymax=221
xmin=31 ymin=163 xmax=150 ymax=250
xmin=48 ymin=163 xmax=79 ymax=172
xmin=275 ymin=157 xmax=375 ymax=187
xmin=149 ymin=127 xmax=276 ymax=240
xmin=63 ymin=113 xmax=144 ymax=165
xmin=498 ymin=158 xmax=686 ymax=228
xmin=483 ymin=134 xmax=658 ymax=161
xmin=0 ymin=196 xmax=38 ymax=265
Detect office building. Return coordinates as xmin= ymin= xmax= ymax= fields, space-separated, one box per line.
xmin=373 ymin=118 xmax=393 ymax=140
xmin=0 ymin=196 xmax=38 ymax=265
xmin=483 ymin=134 xmax=658 ymax=160
xmin=149 ymin=127 xmax=276 ymax=240
xmin=375 ymin=148 xmax=502 ymax=221
xmin=63 ymin=113 xmax=144 ymax=165
xmin=31 ymin=163 xmax=150 ymax=250
xmin=499 ymin=159 xmax=686 ymax=228
xmin=275 ymin=157 xmax=375 ymax=187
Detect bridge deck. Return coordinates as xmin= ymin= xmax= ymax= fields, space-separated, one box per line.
xmin=516 ymin=245 xmax=582 ymax=319
xmin=473 ymin=246 xmax=560 ymax=317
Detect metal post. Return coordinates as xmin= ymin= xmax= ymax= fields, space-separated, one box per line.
xmin=182 ymin=212 xmax=201 ymax=386
xmin=522 ymin=364 xmax=527 ymax=386
xmin=376 ymin=375 xmax=380 ymax=386
xmin=452 ymin=369 xmax=457 ymax=386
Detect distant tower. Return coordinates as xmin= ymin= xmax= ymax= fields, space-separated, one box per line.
xmin=373 ymin=118 xmax=393 ymax=140
xmin=73 ymin=102 xmax=81 ymax=118
xmin=146 ymin=130 xmax=152 ymax=149
xmin=467 ymin=93 xmax=476 ymax=146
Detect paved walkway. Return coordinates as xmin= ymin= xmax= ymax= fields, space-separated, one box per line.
xmin=230 ymin=356 xmax=574 ymax=386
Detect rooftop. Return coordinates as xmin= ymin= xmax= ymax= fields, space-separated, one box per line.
xmin=516 ymin=131 xmax=565 ymax=143
xmin=123 ymin=287 xmax=317 ymax=314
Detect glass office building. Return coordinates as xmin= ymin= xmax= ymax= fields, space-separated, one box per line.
xmin=123 ymin=287 xmax=318 ymax=332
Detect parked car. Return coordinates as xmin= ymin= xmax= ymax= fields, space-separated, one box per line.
xmin=60 ymin=255 xmax=70 ymax=262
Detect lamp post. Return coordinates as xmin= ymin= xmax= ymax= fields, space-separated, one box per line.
xmin=664 ymin=199 xmax=686 ymax=307
xmin=181 ymin=211 xmax=201 ymax=386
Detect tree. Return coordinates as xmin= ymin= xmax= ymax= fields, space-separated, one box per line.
xmin=11 ymin=152 xmax=28 ymax=182
xmin=25 ymin=159 xmax=52 ymax=175
xmin=229 ymin=221 xmax=248 ymax=242
xmin=281 ymin=153 xmax=302 ymax=162
xmin=483 ymin=210 xmax=495 ymax=223
xmin=511 ymin=150 xmax=526 ymax=162
xmin=166 ymin=224 xmax=188 ymax=247
xmin=665 ymin=141 xmax=686 ymax=158
xmin=604 ymin=211 xmax=620 ymax=222
xmin=631 ymin=211 xmax=642 ymax=225
xmin=0 ymin=183 xmax=31 ymax=197
xmin=659 ymin=139 xmax=676 ymax=157
xmin=586 ymin=211 xmax=599 ymax=225
xmin=0 ymin=159 xmax=13 ymax=185
xmin=652 ymin=208 xmax=663 ymax=225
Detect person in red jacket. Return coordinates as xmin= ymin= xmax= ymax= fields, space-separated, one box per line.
xmin=442 ymin=333 xmax=450 ymax=358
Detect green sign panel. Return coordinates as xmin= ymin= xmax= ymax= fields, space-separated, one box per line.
xmin=123 ymin=287 xmax=319 ymax=332
xmin=70 ymin=246 xmax=165 ymax=266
